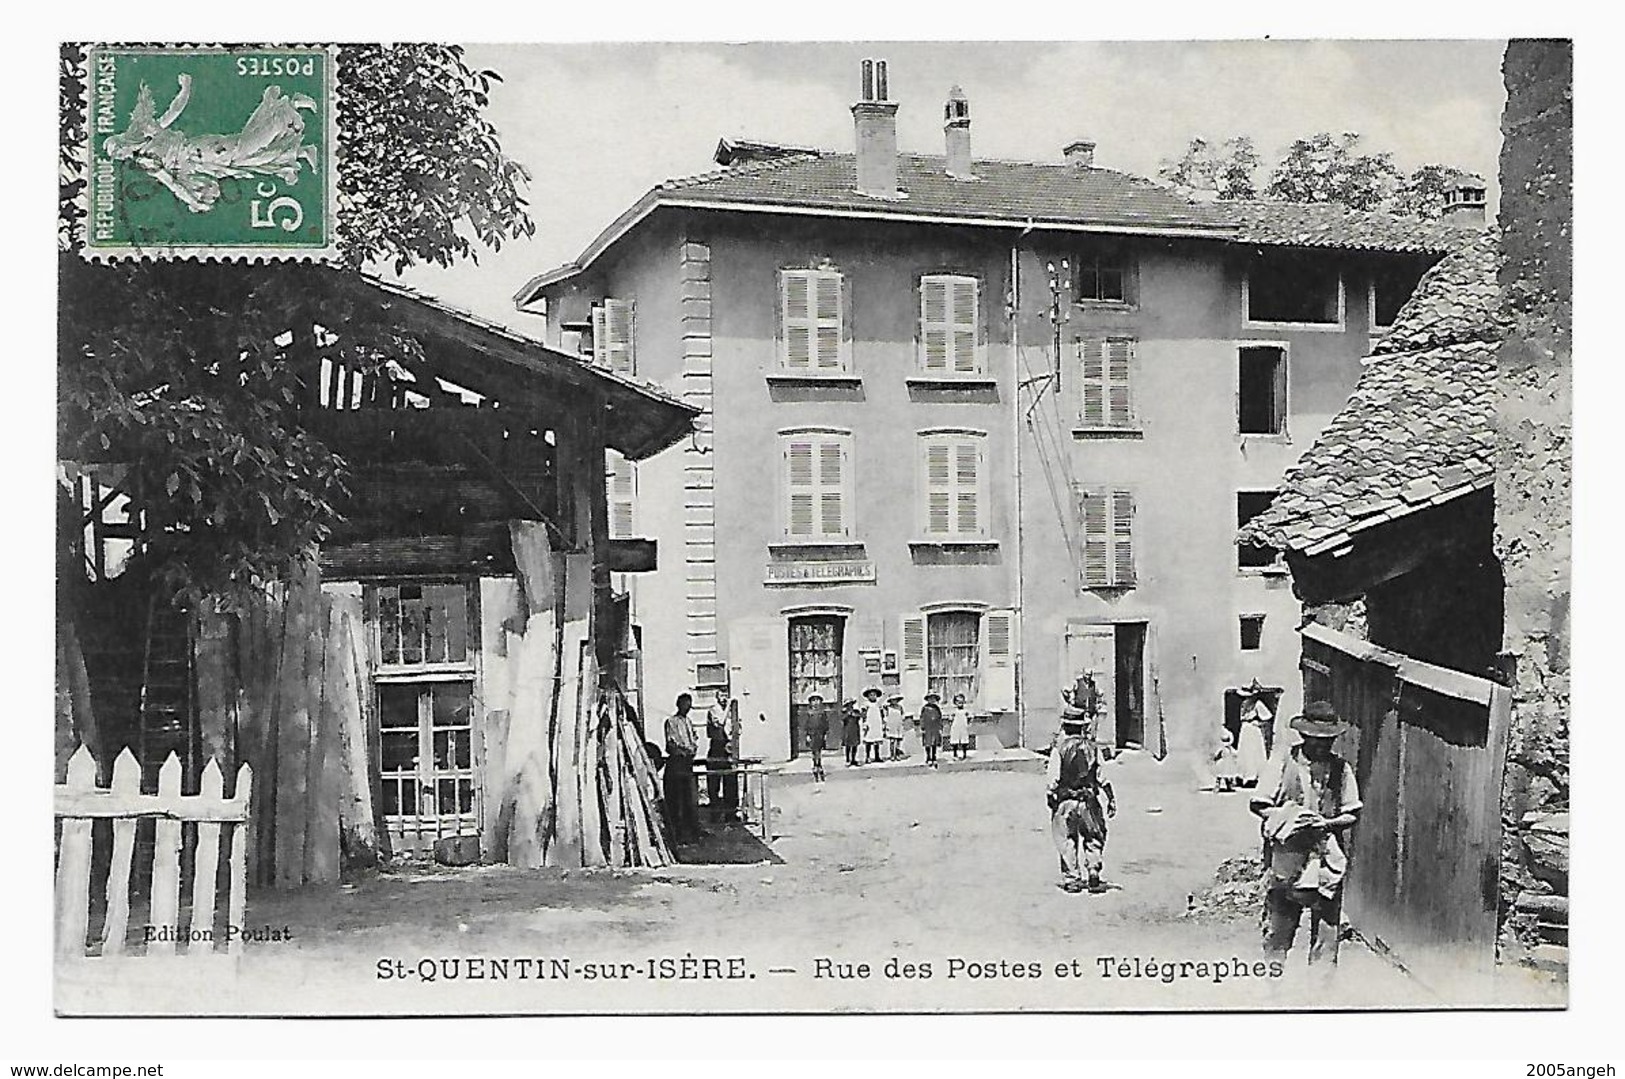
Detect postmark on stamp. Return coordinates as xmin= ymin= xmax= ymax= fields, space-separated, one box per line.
xmin=83 ymin=45 xmax=337 ymax=260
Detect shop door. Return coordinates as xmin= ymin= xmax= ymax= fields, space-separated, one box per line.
xmin=377 ymin=680 xmax=478 ymax=853
xmin=788 ymin=616 xmax=844 ymax=758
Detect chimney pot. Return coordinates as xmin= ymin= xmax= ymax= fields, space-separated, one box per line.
xmin=852 ymin=58 xmax=900 ymax=198
xmin=944 ymin=85 xmax=972 ymax=179
xmin=1441 ymin=173 xmax=1488 ymax=228
xmin=1064 ymin=139 xmax=1097 ymax=168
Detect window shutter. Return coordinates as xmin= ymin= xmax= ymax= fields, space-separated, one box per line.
xmin=899 ymin=614 xmax=927 ymax=705
xmin=955 ymin=441 xmax=980 ymax=536
xmin=1080 ymin=490 xmax=1110 ymax=588
xmin=1107 ymin=338 xmax=1133 ymax=427
xmin=1112 ymin=489 xmax=1135 ymax=586
xmin=951 ymin=277 xmax=979 ymax=373
xmin=818 ymin=440 xmax=845 ymax=537
xmin=814 ymin=273 xmax=844 ymax=370
xmin=1080 ymin=339 xmax=1106 ymax=427
xmin=591 ymin=305 xmax=608 ymax=366
xmin=924 ymin=442 xmax=952 ymax=535
xmin=782 ymin=272 xmax=812 ymax=370
xmin=607 ymin=451 xmax=635 ymax=538
xmin=920 ymin=278 xmax=949 ymax=372
xmin=600 ymin=298 xmax=635 ymax=374
xmin=980 ymin=608 xmax=1016 ymax=712
xmin=786 ymin=440 xmax=815 ymax=537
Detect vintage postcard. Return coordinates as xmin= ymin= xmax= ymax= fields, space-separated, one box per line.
xmin=52 ymin=39 xmax=1572 ymax=1017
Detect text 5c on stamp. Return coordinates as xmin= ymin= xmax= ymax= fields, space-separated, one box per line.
xmin=84 ymin=45 xmax=337 ymax=261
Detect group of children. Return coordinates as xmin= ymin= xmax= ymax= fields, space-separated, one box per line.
xmin=801 ymin=688 xmax=975 ymax=781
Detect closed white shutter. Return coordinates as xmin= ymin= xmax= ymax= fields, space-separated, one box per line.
xmin=980 ymin=608 xmax=1016 ymax=712
xmin=920 ymin=275 xmax=981 ymax=374
xmin=899 ymin=614 xmax=927 ymax=706
xmin=591 ymin=305 xmax=607 ymax=366
xmin=784 ymin=433 xmax=849 ymax=539
xmin=921 ymin=434 xmax=985 ymax=538
xmin=1080 ymin=336 xmax=1134 ymax=428
xmin=1106 ymin=338 xmax=1133 ymax=427
xmin=1112 ymin=489 xmax=1135 ymax=586
xmin=600 ymin=298 xmax=635 ymax=374
xmin=783 ymin=270 xmax=845 ymax=371
xmin=785 ymin=439 xmax=816 ymax=537
xmin=606 ymin=451 xmax=635 ymax=538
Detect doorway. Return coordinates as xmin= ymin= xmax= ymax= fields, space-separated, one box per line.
xmin=788 ymin=615 xmax=844 ymax=759
xmin=1114 ymin=622 xmax=1147 ymax=748
xmin=1062 ymin=620 xmax=1148 ymax=749
xmin=377 ymin=680 xmax=479 ymax=853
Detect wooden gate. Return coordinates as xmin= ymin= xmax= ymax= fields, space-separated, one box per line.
xmin=55 ymin=746 xmax=252 ymax=961
xmin=1299 ymin=623 xmax=1512 ymax=972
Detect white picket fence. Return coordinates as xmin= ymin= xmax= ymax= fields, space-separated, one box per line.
xmin=54 ymin=745 xmax=252 ymax=959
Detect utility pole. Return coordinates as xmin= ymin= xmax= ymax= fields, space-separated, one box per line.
xmin=1047 ymin=258 xmax=1071 ymax=394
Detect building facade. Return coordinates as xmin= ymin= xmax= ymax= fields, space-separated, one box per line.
xmin=515 ymin=61 xmax=1463 ymax=761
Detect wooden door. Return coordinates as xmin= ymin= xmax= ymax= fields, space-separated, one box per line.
xmin=377 ymin=680 xmax=478 ymax=853
xmin=788 ymin=616 xmax=844 ymax=757
xmin=728 ymin=618 xmax=791 ymax=762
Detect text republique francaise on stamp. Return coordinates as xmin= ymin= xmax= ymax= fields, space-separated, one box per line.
xmin=84 ymin=45 xmax=337 ymax=261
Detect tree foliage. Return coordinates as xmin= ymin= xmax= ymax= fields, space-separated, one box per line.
xmin=1264 ymin=132 xmax=1400 ymax=211
xmin=1157 ymin=136 xmax=1261 ymax=201
xmin=1161 ymin=129 xmax=1474 ymax=220
xmin=59 ymin=44 xmax=534 ymax=607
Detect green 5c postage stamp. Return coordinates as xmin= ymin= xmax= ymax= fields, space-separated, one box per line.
xmin=84 ymin=45 xmax=337 ymax=260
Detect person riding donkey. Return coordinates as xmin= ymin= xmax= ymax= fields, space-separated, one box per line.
xmin=1046 ymin=680 xmax=1117 ymax=893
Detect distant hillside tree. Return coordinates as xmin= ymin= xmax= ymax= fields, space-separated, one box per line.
xmin=1390 ymin=163 xmax=1471 ymax=220
xmin=1157 ymin=136 xmax=1261 ymax=200
xmin=1264 ymin=131 xmax=1401 ymax=211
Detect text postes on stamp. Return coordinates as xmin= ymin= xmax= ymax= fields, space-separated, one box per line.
xmin=84 ymin=45 xmax=337 ymax=261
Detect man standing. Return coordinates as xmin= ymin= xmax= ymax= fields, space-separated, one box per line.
xmin=1046 ymin=704 xmax=1116 ymax=893
xmin=704 ymin=690 xmax=738 ymax=822
xmin=1249 ymin=701 xmax=1362 ymax=965
xmin=663 ymin=692 xmax=701 ymax=844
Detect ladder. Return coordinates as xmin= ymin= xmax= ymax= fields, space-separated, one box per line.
xmin=135 ymin=595 xmax=196 ymax=790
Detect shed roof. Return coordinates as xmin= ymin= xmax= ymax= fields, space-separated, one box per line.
xmin=1240 ymin=232 xmax=1505 ymax=555
xmin=351 ymin=276 xmax=699 ymax=461
xmin=1216 ymin=199 xmax=1471 ymax=255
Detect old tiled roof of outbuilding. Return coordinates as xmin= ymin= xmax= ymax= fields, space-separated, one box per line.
xmin=1215 ymin=199 xmax=1471 ymax=255
xmin=1240 ymin=231 xmax=1505 ymax=556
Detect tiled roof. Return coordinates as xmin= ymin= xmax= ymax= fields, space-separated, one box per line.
xmin=657 ymin=151 xmax=1231 ymax=232
xmin=1240 ymin=234 xmax=1504 ymax=555
xmin=1217 ymin=199 xmax=1471 ymax=255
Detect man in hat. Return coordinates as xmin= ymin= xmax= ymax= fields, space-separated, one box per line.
xmin=919 ymin=691 xmax=944 ymax=768
xmin=861 ymin=687 xmax=885 ymax=764
xmin=1047 ymin=698 xmax=1117 ymax=893
xmin=1250 ymin=701 xmax=1362 ymax=965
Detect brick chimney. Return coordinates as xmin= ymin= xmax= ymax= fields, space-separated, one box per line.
xmin=852 ymin=58 xmax=900 ymax=198
xmin=944 ymin=85 xmax=972 ymax=179
xmin=1063 ymin=139 xmax=1096 ymax=168
xmin=1442 ymin=173 xmax=1488 ymax=228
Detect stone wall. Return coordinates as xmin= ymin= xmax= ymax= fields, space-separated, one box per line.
xmin=1493 ymin=39 xmax=1572 ymax=966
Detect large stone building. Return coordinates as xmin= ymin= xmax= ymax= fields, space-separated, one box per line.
xmin=513 ymin=60 xmax=1467 ymax=762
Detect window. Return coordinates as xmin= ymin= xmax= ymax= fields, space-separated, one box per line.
xmin=919 ymin=432 xmax=986 ymax=539
xmin=376 ymin=582 xmax=473 ymax=667
xmin=926 ymin=610 xmax=981 ymax=707
xmin=1244 ymin=254 xmax=1343 ymax=326
xmin=1077 ymin=251 xmax=1131 ymax=304
xmin=607 ymin=451 xmax=635 ymax=538
xmin=1078 ymin=488 xmax=1135 ymax=589
xmin=1079 ymin=336 xmax=1135 ymax=429
xmin=591 ymin=298 xmax=635 ymax=373
xmin=1240 ymin=614 xmax=1265 ymax=651
xmin=1370 ymin=262 xmax=1427 ymax=329
xmin=918 ymin=274 xmax=982 ymax=374
xmin=1237 ymin=491 xmax=1283 ymax=570
xmin=1238 ymin=345 xmax=1287 ymax=435
xmin=782 ymin=430 xmax=852 ymax=539
xmin=780 ymin=269 xmax=847 ymax=372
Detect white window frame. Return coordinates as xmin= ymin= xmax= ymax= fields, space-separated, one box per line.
xmin=779 ymin=268 xmax=849 ymax=373
xmin=1236 ymin=340 xmax=1291 ymax=439
xmin=1076 ymin=486 xmax=1136 ymax=590
xmin=1242 ymin=262 xmax=1346 ymax=333
xmin=606 ymin=450 xmax=636 ymax=539
xmin=779 ymin=427 xmax=854 ymax=541
xmin=917 ymin=429 xmax=989 ymax=540
xmin=917 ymin=273 xmax=985 ymax=375
xmin=1077 ymin=335 xmax=1137 ymax=431
xmin=1075 ymin=250 xmax=1134 ymax=306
